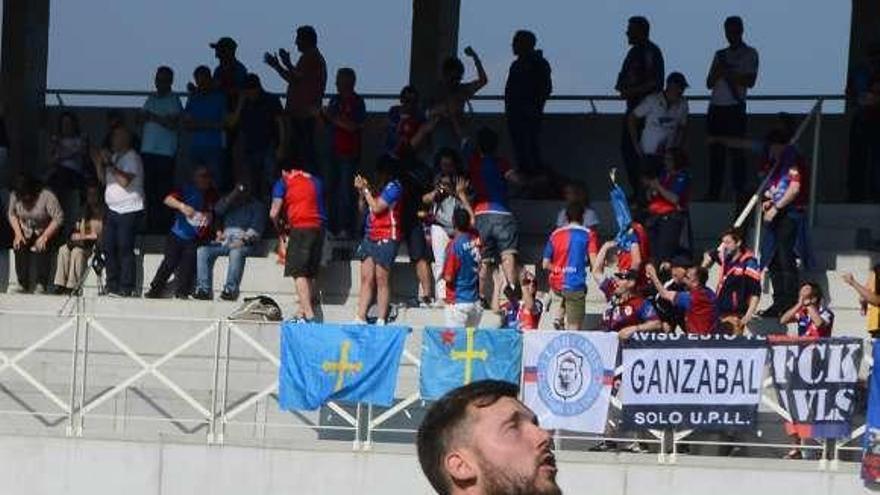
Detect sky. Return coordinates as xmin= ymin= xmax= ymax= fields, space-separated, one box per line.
xmin=44 ymin=0 xmax=851 ymax=112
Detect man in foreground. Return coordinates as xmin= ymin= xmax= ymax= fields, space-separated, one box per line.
xmin=417 ymin=380 xmax=562 ymax=495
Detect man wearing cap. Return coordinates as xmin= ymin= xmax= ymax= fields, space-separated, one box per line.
xmin=591 ymin=240 xmax=662 ymax=339
xmin=705 ymin=16 xmax=759 ymax=203
xmin=211 ymin=37 xmax=248 ymax=108
xmin=627 ymin=71 xmax=689 ymax=189
xmin=264 ymin=25 xmax=327 ymax=170
xmin=646 ymin=263 xmax=719 ymax=335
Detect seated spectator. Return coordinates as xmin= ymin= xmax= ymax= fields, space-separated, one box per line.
xmin=7 ymin=174 xmax=64 ymax=293
xmin=644 ymin=147 xmax=691 ymax=264
xmin=842 ymin=269 xmax=880 ymax=335
xmin=323 ymin=67 xmax=366 ymax=239
xmin=702 ymin=228 xmax=761 ymax=333
xmin=443 ymin=207 xmax=483 ymax=327
xmin=423 ymin=148 xmax=471 ymax=302
xmin=183 ymin=66 xmax=227 ymax=191
xmin=467 ymin=127 xmax=521 ymax=305
xmin=646 ymin=263 xmax=719 ymax=335
xmin=53 ymin=183 xmax=104 ymax=295
xmin=555 ymin=181 xmax=600 ymax=230
xmin=47 ymin=111 xmax=87 ymax=234
xmin=195 ymin=182 xmax=265 ymax=301
xmin=627 ymin=71 xmax=689 ymax=196
xmin=430 ymin=47 xmax=488 ymax=153
xmin=91 ymin=126 xmax=144 ymax=298
xmin=354 ymin=156 xmax=402 ymax=325
xmin=498 ymin=271 xmax=543 ymax=330
xmin=542 ymin=202 xmax=599 ymax=330
xmin=139 ymin=65 xmax=183 ymax=234
xmin=591 ymin=240 xmax=662 ymax=338
xmin=228 ymin=73 xmax=284 ymax=203
xmin=145 ymin=166 xmax=217 ymax=299
xmin=779 ymin=282 xmax=834 ymax=338
xmin=504 ymin=29 xmax=552 ymax=177
xmin=651 ymin=254 xmax=691 ymax=332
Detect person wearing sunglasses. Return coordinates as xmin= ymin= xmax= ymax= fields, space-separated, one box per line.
xmin=591 ymin=240 xmax=662 ymax=339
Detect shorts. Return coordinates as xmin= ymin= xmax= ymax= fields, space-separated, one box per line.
xmin=284 ymin=228 xmax=324 ymax=278
xmin=405 ymin=222 xmax=432 ymax=262
xmin=554 ymin=290 xmax=586 ymax=327
xmin=358 ymin=238 xmax=399 ymax=269
xmin=474 ymin=213 xmax=518 ymax=262
xmin=444 ymin=302 xmax=483 ymax=328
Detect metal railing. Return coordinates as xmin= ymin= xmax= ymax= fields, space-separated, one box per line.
xmin=0 ymin=304 xmax=869 ymax=466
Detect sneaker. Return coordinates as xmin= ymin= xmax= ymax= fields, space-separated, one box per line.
xmin=144 ymin=287 xmax=163 ymax=299
xmin=588 ymin=441 xmax=617 ymax=452
xmin=622 ymin=442 xmax=648 ymax=454
xmin=33 ymin=284 xmax=46 ymax=295
xmin=553 ymin=319 xmax=564 ymax=330
xmin=174 ymin=293 xmax=190 ymax=300
xmin=219 ymin=290 xmax=239 ymax=301
xmin=479 ymin=297 xmax=491 ymax=310
xmin=419 ymin=296 xmax=435 ymax=308
xmin=14 ymin=286 xmax=33 ymax=294
xmin=192 ymin=290 xmax=212 ymax=301
xmin=106 ymin=291 xmax=125 ymax=298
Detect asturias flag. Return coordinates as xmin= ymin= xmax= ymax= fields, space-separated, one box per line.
xmin=420 ymin=327 xmax=521 ymax=400
xmin=279 ymin=322 xmax=410 ymax=411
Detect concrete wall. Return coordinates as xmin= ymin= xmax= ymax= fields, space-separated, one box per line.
xmin=36 ymin=105 xmax=852 ymax=202
xmin=0 ymin=435 xmax=866 ymax=495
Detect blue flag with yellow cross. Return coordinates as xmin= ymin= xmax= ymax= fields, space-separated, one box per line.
xmin=420 ymin=327 xmax=522 ymax=400
xmin=278 ymin=322 xmax=410 ymax=411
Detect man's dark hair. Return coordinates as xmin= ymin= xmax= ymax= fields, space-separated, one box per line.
xmin=434 ymin=147 xmax=462 ymax=171
xmin=297 ymin=25 xmax=318 ymax=46
xmin=58 ymin=111 xmax=81 ymax=135
xmin=400 ymin=84 xmax=419 ymax=99
xmin=12 ymin=173 xmax=41 ymax=199
xmin=476 ymin=127 xmax=499 ymax=155
xmin=721 ymin=227 xmax=744 ymax=244
xmin=802 ymin=281 xmax=824 ymax=302
xmin=513 ymin=30 xmax=537 ymax=50
xmin=565 ymin=202 xmax=585 ymax=224
xmin=442 ymin=56 xmax=465 ymax=79
xmin=694 ymin=266 xmax=710 ymax=285
xmin=628 ymin=16 xmax=650 ymax=36
xmin=193 ymin=65 xmax=211 ymax=79
xmin=157 ymin=65 xmax=174 ymax=77
xmin=417 ymin=380 xmax=519 ymax=495
xmin=725 ymin=16 xmax=744 ymax=30
xmin=452 ymin=207 xmax=471 ymax=232
xmin=375 ymin=154 xmax=400 ymax=184
xmin=337 ymin=67 xmax=356 ymax=84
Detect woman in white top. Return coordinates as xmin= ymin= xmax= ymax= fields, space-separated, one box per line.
xmin=90 ymin=127 xmax=144 ymax=297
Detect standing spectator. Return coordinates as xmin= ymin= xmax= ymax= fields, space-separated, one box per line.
xmin=615 ymin=16 xmax=665 ymax=202
xmin=646 ymin=263 xmax=719 ymax=335
xmin=0 ymin=113 xmax=9 ymax=190
xmin=52 ymin=183 xmax=103 ymax=294
xmin=702 ymin=228 xmax=761 ymax=333
xmin=644 ymin=147 xmax=691 ymax=263
xmin=780 ymin=282 xmax=834 ymax=338
xmin=323 ymin=68 xmax=366 ymax=239
xmin=467 ymin=127 xmax=520 ymax=306
xmin=555 ymin=181 xmax=600 ymax=230
xmin=195 ymin=182 xmax=265 ymax=301
xmin=91 ymin=127 xmax=145 ymax=298
xmin=542 ymin=203 xmax=599 ymax=330
xmin=385 ymin=85 xmax=433 ymax=160
xmin=591 ymin=240 xmax=662 ymax=338
xmin=139 ymin=66 xmax=183 ymax=234
xmin=210 ymin=37 xmax=248 ymax=108
xmin=705 ymin=16 xmax=759 ymax=203
xmin=47 ymin=112 xmax=87 ymax=234
xmin=430 ymin=47 xmax=488 ymax=153
xmin=183 ymin=66 xmax=227 ymax=190
xmin=846 ymin=45 xmax=880 ymax=202
xmin=145 ymin=166 xmax=217 ymax=299
xmin=353 ymin=156 xmax=402 ymax=325
xmin=443 ymin=207 xmax=483 ymax=327
xmin=270 ymin=163 xmax=327 ymax=323
xmin=227 ymin=73 xmax=284 ymax=202
xmin=651 ymin=255 xmax=691 ymax=332
xmin=627 ymin=72 xmax=689 ymax=185
xmin=498 ymin=271 xmax=543 ymax=330
xmin=504 ymin=30 xmax=552 ymax=176
xmin=842 ymin=269 xmax=880 ymax=335
xmin=264 ymin=25 xmax=327 ymax=170
xmin=7 ymin=175 xmax=63 ymax=293
xmin=0 ymin=186 xmax=11 ymax=292
xmin=423 ymin=149 xmax=471 ymax=302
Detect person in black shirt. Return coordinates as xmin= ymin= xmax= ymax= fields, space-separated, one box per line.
xmin=652 ymin=254 xmax=691 ymax=332
xmin=504 ymin=30 xmax=552 ymax=177
xmin=615 ymin=16 xmax=665 ymax=205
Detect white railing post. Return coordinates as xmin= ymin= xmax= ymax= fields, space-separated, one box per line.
xmin=208 ymin=320 xmax=222 ymax=445
xmin=808 ymin=98 xmax=823 ymax=228
xmin=66 ymin=309 xmax=81 ymax=437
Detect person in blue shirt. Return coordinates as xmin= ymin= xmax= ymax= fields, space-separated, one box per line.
xmin=194 ymin=181 xmax=265 ymax=301
xmin=145 ymin=166 xmax=217 ymax=299
xmin=183 ymin=66 xmax=227 ymax=192
xmin=443 ymin=207 xmax=482 ymax=327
